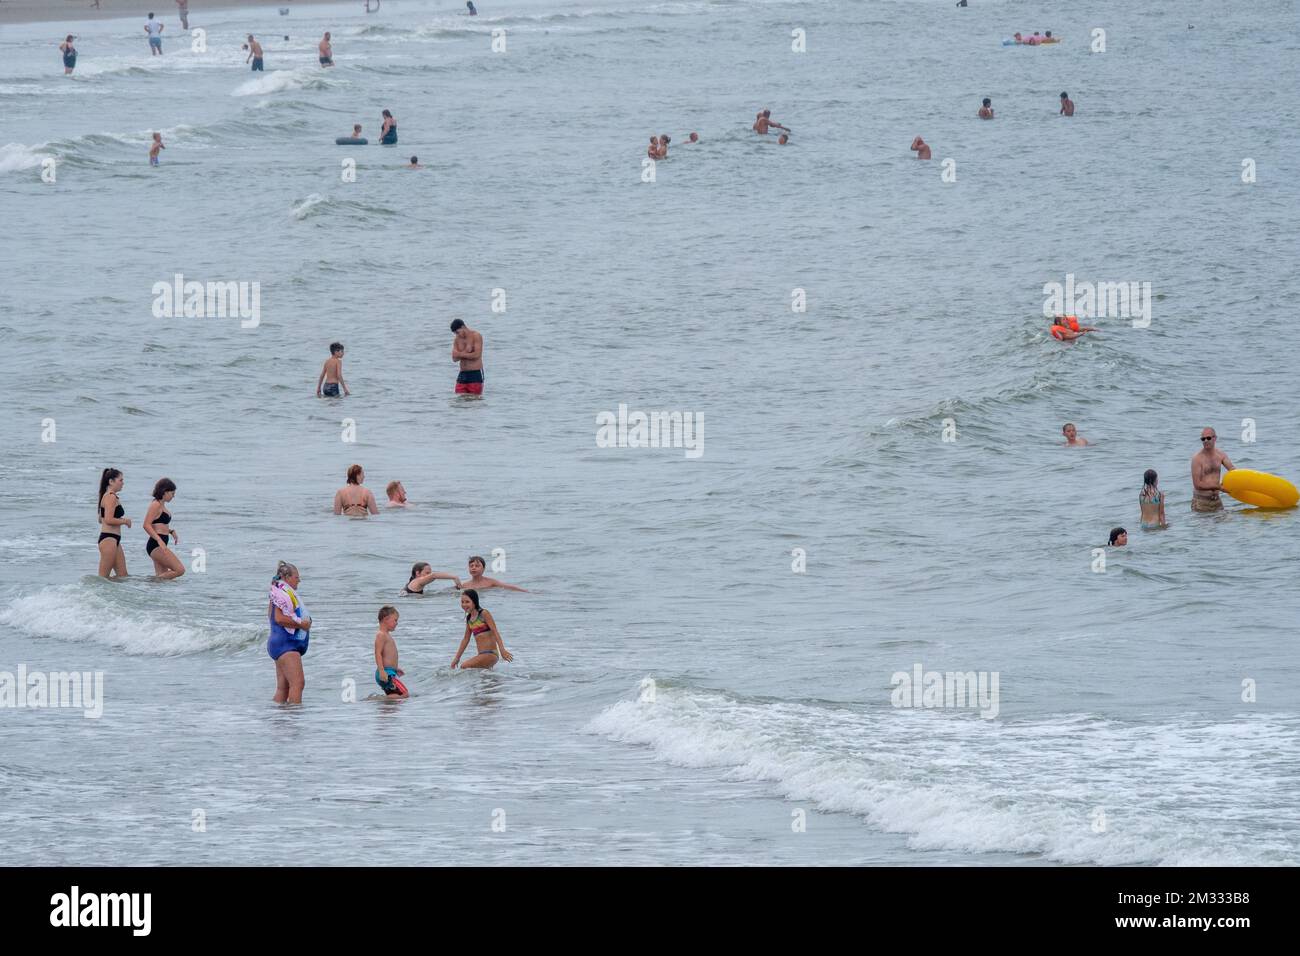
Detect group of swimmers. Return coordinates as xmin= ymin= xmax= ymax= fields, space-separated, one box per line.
xmin=909 ymin=91 xmax=1074 ymax=163
xmin=1059 ymin=425 xmax=1242 ymax=548
xmin=316 ymin=320 xmax=484 ymax=398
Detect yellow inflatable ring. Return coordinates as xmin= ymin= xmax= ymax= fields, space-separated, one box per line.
xmin=1220 ymin=469 xmax=1299 ymax=508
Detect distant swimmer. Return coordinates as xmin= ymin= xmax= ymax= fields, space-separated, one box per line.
xmin=317 ymin=341 xmax=349 ymax=398
xmin=406 ymin=155 xmax=422 ymax=169
xmin=910 ymin=136 xmax=932 ymax=159
xmin=450 ymin=318 xmax=484 ymax=395
xmin=334 ymin=464 xmax=380 ymax=517
xmin=175 ymin=0 xmax=190 ymax=31
xmin=1140 ymin=469 xmax=1168 ymax=530
xmin=145 ymin=13 xmax=164 ymax=56
xmin=647 ymin=136 xmax=661 ymax=160
xmin=149 ymin=132 xmax=165 ymax=166
xmin=686 ymin=132 xmax=699 ymax=143
xmin=143 ymin=478 xmax=184 ymax=579
xmin=451 ymin=590 xmax=513 ymax=670
xmin=60 ymin=36 xmax=78 ymax=75
xmin=777 ymin=133 xmax=789 ymax=145
xmin=459 ymin=555 xmax=528 ymax=593
xmin=347 ymin=123 xmax=363 ymax=140
xmin=1191 ymin=428 xmax=1234 ymax=513
xmin=374 ymin=606 xmax=409 ymax=697
xmin=467 ymin=1 xmax=478 ymax=14
xmin=1059 ymin=92 xmax=1074 ymax=116
xmin=1062 ymin=423 xmax=1088 ymax=446
xmin=404 ymin=562 xmax=461 ymax=594
xmin=96 ymin=468 xmax=131 ymax=578
xmin=380 ymin=109 xmax=398 ymax=145
xmin=1108 ymin=527 xmax=1127 ymax=547
xmin=386 ymin=481 xmax=408 ymax=507
xmin=978 ymin=97 xmax=994 ymax=119
xmin=319 ymin=32 xmax=334 ymax=67
xmin=658 ymin=134 xmax=672 ymax=158
xmin=268 ymin=560 xmax=311 ymax=704
xmin=1049 ymin=315 xmax=1096 ymax=340
xmin=246 ymin=35 xmax=264 ymax=71
xmin=753 ymin=109 xmax=789 ymax=135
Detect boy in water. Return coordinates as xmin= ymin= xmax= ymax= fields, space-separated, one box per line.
xmin=1062 ymin=423 xmax=1088 ymax=446
xmin=406 ymin=156 xmax=423 ymax=169
xmin=459 ymin=555 xmax=529 ymax=593
xmin=316 ymin=342 xmax=349 ymax=397
xmin=149 ymin=132 xmax=165 ymax=166
xmin=1059 ymin=92 xmax=1075 ymax=116
xmin=374 ymin=606 xmax=408 ymax=697
xmin=978 ymin=98 xmax=994 ymax=119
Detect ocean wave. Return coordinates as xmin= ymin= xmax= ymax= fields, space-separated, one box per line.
xmin=290 ymin=193 xmax=398 ymax=221
xmin=0 ymin=586 xmax=261 ymax=657
xmin=231 ymin=68 xmax=342 ymax=98
xmin=588 ymin=683 xmax=1298 ymax=865
xmin=0 ymin=143 xmax=52 ymax=175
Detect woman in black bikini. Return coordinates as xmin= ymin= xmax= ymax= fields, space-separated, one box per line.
xmin=60 ymin=36 xmax=78 ymax=76
xmin=451 ymin=589 xmax=512 ymax=669
xmin=403 ymin=562 xmax=461 ymax=594
xmin=97 ymin=468 xmax=131 ymax=578
xmin=143 ymin=478 xmax=185 ymax=580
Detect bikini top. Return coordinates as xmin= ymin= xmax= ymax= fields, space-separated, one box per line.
xmin=468 ymin=611 xmax=490 ymax=636
xmin=154 ymin=508 xmax=172 ymax=526
xmin=99 ymin=500 xmax=124 ymax=519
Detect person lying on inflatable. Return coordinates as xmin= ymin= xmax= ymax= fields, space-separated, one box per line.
xmin=1049 ymin=315 xmax=1097 ymax=341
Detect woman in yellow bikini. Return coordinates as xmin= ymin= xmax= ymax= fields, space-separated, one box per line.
xmin=451 ymin=590 xmax=512 ymax=670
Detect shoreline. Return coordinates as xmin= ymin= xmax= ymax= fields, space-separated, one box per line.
xmin=0 ymin=0 xmax=367 ymax=27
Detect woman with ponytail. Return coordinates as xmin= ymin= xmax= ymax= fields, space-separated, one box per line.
xmin=267 ymin=560 xmax=312 ymax=703
xmin=96 ymin=468 xmax=131 ymax=578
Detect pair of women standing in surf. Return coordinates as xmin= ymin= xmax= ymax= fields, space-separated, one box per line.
xmin=96 ymin=468 xmax=185 ymax=580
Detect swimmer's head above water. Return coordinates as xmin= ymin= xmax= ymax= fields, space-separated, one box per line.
xmin=347 ymin=464 xmax=364 ymax=485
xmin=460 ymin=589 xmax=482 ymax=617
xmin=1108 ymin=527 xmax=1127 ymax=547
xmin=468 ymin=555 xmax=486 ymax=575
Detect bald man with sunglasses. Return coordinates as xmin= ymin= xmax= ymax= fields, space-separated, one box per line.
xmin=1191 ymin=428 xmax=1235 ymax=512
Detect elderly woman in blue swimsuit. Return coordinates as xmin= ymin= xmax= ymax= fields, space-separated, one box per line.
xmin=268 ymin=560 xmax=312 ymax=703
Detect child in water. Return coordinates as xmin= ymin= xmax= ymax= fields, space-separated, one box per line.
xmin=316 ymin=342 xmax=349 ymax=398
xmin=374 ymin=606 xmax=408 ymax=697
xmin=1139 ymin=469 xmax=1168 ymax=530
xmin=149 ymin=132 xmax=165 ymax=166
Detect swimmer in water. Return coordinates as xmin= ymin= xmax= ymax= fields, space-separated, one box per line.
xmin=60 ymin=36 xmax=78 ymax=75
xmin=319 ymin=32 xmax=334 ymax=67
xmin=1059 ymin=92 xmax=1075 ymax=116
xmin=1139 ymin=469 xmax=1168 ymax=530
xmin=686 ymin=132 xmax=699 ymax=144
xmin=451 ymin=590 xmax=513 ymax=670
xmin=386 ymin=481 xmax=408 ymax=507
xmin=403 ymin=562 xmax=461 ymax=594
xmin=778 ymin=133 xmax=789 ymax=145
xmin=149 ymin=132 xmax=165 ymax=166
xmin=978 ymin=98 xmax=994 ymax=119
xmin=246 ymin=35 xmax=264 ymax=72
xmin=97 ymin=468 xmax=130 ymax=578
xmin=143 ymin=477 xmax=185 ymax=579
xmin=176 ymin=1 xmax=190 ymax=31
xmin=1108 ymin=527 xmax=1127 ymax=547
xmin=333 ymin=464 xmax=380 ymax=517
xmin=380 ymin=110 xmax=398 ymax=145
xmin=268 ymin=560 xmax=311 ymax=704
xmin=753 ymin=109 xmax=789 ymax=135
xmin=450 ymin=318 xmax=484 ymax=395
xmin=145 ymin=13 xmax=164 ymax=56
xmin=647 ymin=136 xmax=661 ymax=160
xmin=1048 ymin=315 xmax=1097 ymax=340
xmin=467 ymin=1 xmax=478 ymax=14
xmin=406 ymin=156 xmax=422 ymax=169
xmin=458 ymin=555 xmax=528 ymax=593
xmin=1191 ymin=428 xmax=1234 ymax=513
xmin=1012 ymin=33 xmax=1023 ymax=44
xmin=910 ymin=136 xmax=932 ymax=160
xmin=317 ymin=341 xmax=349 ymax=398
xmin=1062 ymin=423 xmax=1088 ymax=446
xmin=374 ymin=606 xmax=408 ymax=697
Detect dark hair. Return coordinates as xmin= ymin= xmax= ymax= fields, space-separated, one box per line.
xmin=347 ymin=464 xmax=363 ymax=484
xmin=468 ymin=555 xmax=486 ymax=568
xmin=152 ymin=477 xmax=176 ymax=500
xmin=330 ymin=342 xmax=344 ymax=354
xmin=98 ymin=468 xmax=122 ymax=514
xmin=1061 ymin=91 xmax=1069 ymax=98
xmin=450 ymin=318 xmax=465 ymax=332
xmin=1108 ymin=527 xmax=1126 ymax=545
xmin=410 ymin=156 xmax=418 ymax=164
xmin=382 ymin=109 xmax=393 ymax=118
xmin=1143 ymin=469 xmax=1158 ymax=487
xmin=66 ymin=35 xmax=74 ymax=42
xmin=378 ymin=605 xmax=398 ymax=623
xmin=462 ymin=588 xmax=482 ymax=619
xmin=409 ymin=562 xmax=430 ymax=581
xmin=982 ymin=98 xmax=991 ymax=107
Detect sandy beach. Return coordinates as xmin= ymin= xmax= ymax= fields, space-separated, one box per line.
xmin=0 ymin=0 xmax=361 ymax=27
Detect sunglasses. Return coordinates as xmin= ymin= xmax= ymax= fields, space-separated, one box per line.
xmin=1201 ymin=436 xmax=1216 ymax=442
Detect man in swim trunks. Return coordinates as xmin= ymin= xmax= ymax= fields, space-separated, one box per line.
xmin=1191 ymin=427 xmax=1235 ymax=512
xmin=1060 ymin=92 xmax=1075 ymax=116
xmin=374 ymin=606 xmax=409 ymax=697
xmin=978 ymin=98 xmax=994 ymax=119
xmin=450 ymin=318 xmax=484 ymax=395
xmin=145 ymin=13 xmax=164 ymax=55
xmin=753 ymin=110 xmax=789 ymax=135
xmin=246 ymin=36 xmax=264 ymax=71
xmin=175 ymin=0 xmax=189 ymax=31
xmin=910 ymin=136 xmax=932 ymax=160
xmin=1062 ymin=423 xmax=1088 ymax=446
xmin=319 ymin=32 xmax=334 ymax=67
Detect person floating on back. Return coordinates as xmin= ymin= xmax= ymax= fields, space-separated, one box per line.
xmin=1048 ymin=315 xmax=1096 ymax=340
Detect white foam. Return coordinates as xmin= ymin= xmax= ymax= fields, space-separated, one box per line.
xmin=0 ymin=586 xmax=260 ymax=656
xmin=588 ymin=684 xmax=1298 ymax=865
xmin=0 ymin=143 xmax=51 ymax=175
xmin=291 ymin=193 xmax=328 ymax=220
xmin=231 ymin=69 xmax=335 ymax=98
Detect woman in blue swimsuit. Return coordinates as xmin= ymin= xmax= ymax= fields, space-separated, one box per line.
xmin=1139 ymin=469 xmax=1168 ymax=530
xmin=268 ymin=560 xmax=312 ymax=703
